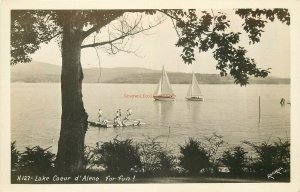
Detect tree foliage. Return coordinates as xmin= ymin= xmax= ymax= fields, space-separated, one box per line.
xmin=160 ymin=9 xmax=289 ymax=85
xmin=179 ymin=138 xmax=210 ymax=174
xmin=203 ymin=133 xmax=227 ymax=173
xmin=220 ymin=146 xmax=248 ymax=175
xmin=11 ymin=11 xmax=60 ymax=64
xmin=11 ymin=9 xmax=290 ymax=85
xmin=137 ymin=137 xmax=176 ymax=175
xmin=235 ymin=9 xmax=290 ymax=44
xmin=94 ymin=138 xmax=141 ymax=175
xmin=18 ymin=146 xmax=55 ymax=174
xmin=244 ymin=139 xmax=290 ymax=175
xmin=11 ymin=141 xmax=20 ymax=171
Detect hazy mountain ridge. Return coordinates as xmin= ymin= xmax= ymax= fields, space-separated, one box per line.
xmin=11 ymin=61 xmax=290 ymax=84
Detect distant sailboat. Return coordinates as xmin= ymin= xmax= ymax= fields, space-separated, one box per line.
xmin=153 ymin=66 xmax=175 ymax=101
xmin=186 ymin=72 xmax=203 ymax=101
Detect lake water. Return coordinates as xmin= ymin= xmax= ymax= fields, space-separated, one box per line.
xmin=11 ymin=83 xmax=290 ymax=154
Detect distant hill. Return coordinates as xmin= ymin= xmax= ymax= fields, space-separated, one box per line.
xmin=11 ymin=61 xmax=290 ymax=84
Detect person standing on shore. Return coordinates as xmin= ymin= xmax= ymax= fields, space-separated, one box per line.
xmin=124 ymin=108 xmax=132 ymax=121
xmin=114 ymin=110 xmax=119 ymax=124
xmin=118 ymin=109 xmax=122 ymax=118
xmin=98 ymin=108 xmax=103 ymax=123
xmin=118 ymin=109 xmax=122 ymax=125
xmin=114 ymin=109 xmax=122 ymax=126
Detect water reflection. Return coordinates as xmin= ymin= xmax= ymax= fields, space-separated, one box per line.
xmin=154 ymin=101 xmax=174 ymax=123
xmin=186 ymin=101 xmax=202 ymax=122
xmin=280 ymin=103 xmax=286 ymax=113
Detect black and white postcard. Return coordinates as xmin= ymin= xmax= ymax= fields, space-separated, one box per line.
xmin=1 ymin=0 xmax=300 ymax=192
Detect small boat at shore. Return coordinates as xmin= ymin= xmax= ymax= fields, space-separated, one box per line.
xmin=186 ymin=72 xmax=203 ymax=101
xmin=153 ymin=66 xmax=175 ymax=101
xmin=88 ymin=119 xmax=146 ymax=128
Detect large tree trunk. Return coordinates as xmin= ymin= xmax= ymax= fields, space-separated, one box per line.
xmin=55 ymin=19 xmax=87 ymax=174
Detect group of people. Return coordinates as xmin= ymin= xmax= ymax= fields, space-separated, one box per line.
xmin=97 ymin=108 xmax=132 ymax=126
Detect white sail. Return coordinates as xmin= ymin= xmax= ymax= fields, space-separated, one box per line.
xmin=187 ymin=72 xmax=202 ymax=97
xmin=155 ymin=66 xmax=174 ymax=96
xmin=161 ymin=66 xmax=174 ymax=95
xmin=186 ymin=84 xmax=192 ymax=97
xmin=154 ymin=78 xmax=162 ymax=95
xmin=191 ymin=72 xmax=202 ymax=96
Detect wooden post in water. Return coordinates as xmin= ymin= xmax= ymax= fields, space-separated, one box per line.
xmin=259 ymin=96 xmax=261 ymax=123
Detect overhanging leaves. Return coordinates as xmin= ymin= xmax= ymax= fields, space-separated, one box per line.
xmin=11 ymin=9 xmax=290 ymax=86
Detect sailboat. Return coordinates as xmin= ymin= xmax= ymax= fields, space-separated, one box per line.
xmin=153 ymin=66 xmax=175 ymax=101
xmin=186 ymin=72 xmax=203 ymax=101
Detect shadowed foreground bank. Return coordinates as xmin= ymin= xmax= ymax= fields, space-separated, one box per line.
xmin=11 ymin=134 xmax=290 ymax=184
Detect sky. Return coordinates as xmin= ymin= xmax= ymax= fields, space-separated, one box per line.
xmin=31 ymin=10 xmax=290 ymax=78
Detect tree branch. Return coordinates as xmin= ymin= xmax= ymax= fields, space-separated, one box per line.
xmin=170 ymin=17 xmax=181 ymax=38
xmin=81 ymin=33 xmax=128 ymax=49
xmin=81 ymin=11 xmax=126 ymax=40
xmin=41 ymin=31 xmax=62 ymax=43
xmin=157 ymin=9 xmax=215 ymax=35
xmin=81 ymin=16 xmax=165 ymax=49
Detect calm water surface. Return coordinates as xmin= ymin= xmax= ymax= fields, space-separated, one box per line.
xmin=11 ymin=83 xmax=290 ymax=153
